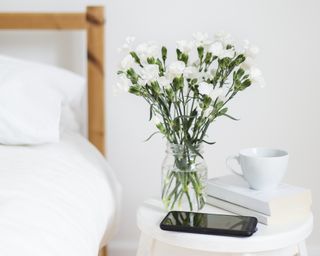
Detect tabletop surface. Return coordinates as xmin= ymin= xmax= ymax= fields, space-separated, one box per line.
xmin=137 ymin=198 xmax=313 ymax=253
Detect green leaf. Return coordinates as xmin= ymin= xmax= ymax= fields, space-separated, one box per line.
xmin=233 ymin=54 xmax=246 ymax=66
xmin=202 ymin=139 xmax=216 ymax=145
xmin=149 ymin=104 xmax=153 ymax=121
xmin=166 ymin=87 xmax=174 ymax=102
xmin=237 ymin=68 xmax=245 ymax=79
xmin=151 ymin=81 xmax=161 ymax=94
xmin=215 ymin=101 xmax=224 ymax=110
xmin=186 ymin=140 xmax=203 ymax=159
xmin=161 ymin=46 xmax=167 ymax=62
xmin=204 ymin=52 xmax=212 ymax=64
xmin=144 ymin=131 xmax=160 ymax=142
xmin=172 ymin=76 xmax=184 ymax=91
xmin=180 ymin=53 xmax=189 ymax=65
xmin=172 ymin=117 xmax=180 ymax=132
xmin=197 ymin=46 xmax=204 ymax=60
xmin=176 ymin=49 xmax=182 ymax=60
xmin=223 ymin=113 xmax=240 ymax=121
xmin=203 ymin=95 xmax=212 ymax=108
xmin=156 ymin=58 xmax=164 ymax=74
xmin=156 ymin=123 xmax=166 ymax=134
xmin=242 ymin=79 xmax=252 ymax=88
xmin=126 ymin=68 xmax=139 ymax=84
xmin=219 ymin=107 xmax=228 ymax=115
xmin=190 ymin=78 xmax=198 ymax=85
xmin=147 ymin=57 xmax=155 ymax=64
xmin=130 ymin=51 xmax=142 ymax=67
xmin=128 ymin=85 xmax=142 ymax=96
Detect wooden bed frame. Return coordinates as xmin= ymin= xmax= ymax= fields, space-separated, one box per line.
xmin=0 ymin=6 xmax=107 ymax=256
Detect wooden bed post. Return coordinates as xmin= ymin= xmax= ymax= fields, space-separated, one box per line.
xmin=87 ymin=6 xmax=106 ymax=156
xmin=87 ymin=6 xmax=108 ymax=256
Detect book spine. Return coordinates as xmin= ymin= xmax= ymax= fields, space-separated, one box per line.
xmin=206 ymin=196 xmax=270 ymax=225
xmin=206 ymin=184 xmax=271 ymax=215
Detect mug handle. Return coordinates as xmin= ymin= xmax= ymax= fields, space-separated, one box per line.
xmin=226 ymin=155 xmax=243 ymax=176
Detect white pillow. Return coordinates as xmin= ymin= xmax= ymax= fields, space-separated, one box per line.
xmin=0 ymin=55 xmax=85 ymax=145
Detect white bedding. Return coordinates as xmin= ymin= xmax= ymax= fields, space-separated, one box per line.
xmin=0 ymin=133 xmax=121 ymax=256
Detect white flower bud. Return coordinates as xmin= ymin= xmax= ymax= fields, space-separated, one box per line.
xmin=214 ymin=31 xmax=233 ymax=46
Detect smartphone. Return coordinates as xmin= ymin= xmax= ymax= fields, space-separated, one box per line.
xmin=160 ymin=211 xmax=258 ymax=237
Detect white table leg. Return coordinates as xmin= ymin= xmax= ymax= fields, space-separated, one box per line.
xmin=297 ymin=241 xmax=308 ymax=256
xmin=137 ymin=232 xmax=155 ymax=256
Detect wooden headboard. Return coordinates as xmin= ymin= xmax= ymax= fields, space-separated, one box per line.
xmin=0 ymin=6 xmax=106 ymax=155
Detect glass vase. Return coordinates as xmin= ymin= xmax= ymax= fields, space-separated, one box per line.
xmin=161 ymin=143 xmax=208 ymax=211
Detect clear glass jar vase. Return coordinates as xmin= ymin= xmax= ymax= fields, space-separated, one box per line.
xmin=161 ymin=143 xmax=208 ymax=211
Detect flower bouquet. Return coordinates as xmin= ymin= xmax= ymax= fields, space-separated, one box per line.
xmin=117 ymin=32 xmax=264 ymax=211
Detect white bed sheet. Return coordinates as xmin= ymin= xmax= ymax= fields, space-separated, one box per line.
xmin=0 ymin=133 xmax=121 ymax=256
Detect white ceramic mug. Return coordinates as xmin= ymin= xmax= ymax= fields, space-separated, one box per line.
xmin=226 ymin=148 xmax=289 ymax=190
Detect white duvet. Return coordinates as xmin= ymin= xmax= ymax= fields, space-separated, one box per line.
xmin=0 ymin=133 xmax=121 ymax=256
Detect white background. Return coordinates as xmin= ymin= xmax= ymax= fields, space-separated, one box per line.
xmin=0 ymin=0 xmax=319 ymax=255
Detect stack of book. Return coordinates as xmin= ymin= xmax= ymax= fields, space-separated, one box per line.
xmin=206 ymin=175 xmax=312 ymax=225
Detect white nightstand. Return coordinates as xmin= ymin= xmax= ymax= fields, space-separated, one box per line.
xmin=136 ymin=199 xmax=313 ymax=256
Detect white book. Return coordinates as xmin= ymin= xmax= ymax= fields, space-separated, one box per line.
xmin=206 ymin=195 xmax=311 ymax=225
xmin=206 ymin=175 xmax=312 ymax=216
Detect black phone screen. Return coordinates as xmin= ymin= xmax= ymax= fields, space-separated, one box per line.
xmin=160 ymin=211 xmax=257 ymax=236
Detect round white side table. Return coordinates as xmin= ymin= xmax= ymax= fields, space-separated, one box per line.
xmin=136 ymin=199 xmax=313 ymax=256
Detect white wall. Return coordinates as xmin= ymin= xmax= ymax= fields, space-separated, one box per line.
xmin=0 ymin=0 xmax=319 ymax=255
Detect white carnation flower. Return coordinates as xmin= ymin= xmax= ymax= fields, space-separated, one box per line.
xmin=184 ymin=66 xmax=199 ymax=79
xmin=158 ymin=76 xmax=171 ymax=89
xmin=242 ymin=40 xmax=259 ymax=58
xmin=208 ymin=42 xmax=223 ymax=56
xmin=168 ymin=61 xmax=186 ymax=79
xmin=241 ymin=56 xmax=254 ymax=69
xmin=220 ymin=49 xmax=235 ymax=59
xmin=177 ymin=40 xmax=194 ymax=53
xmin=120 ymin=54 xmax=135 ymax=70
xmin=249 ymin=67 xmax=265 ymax=88
xmin=141 ymin=64 xmax=159 ymax=83
xmin=193 ymin=32 xmax=212 ymax=47
xmin=198 ymin=81 xmax=213 ymax=95
xmin=116 ymin=74 xmax=132 ymax=92
xmin=209 ymin=42 xmax=234 ymax=59
xmin=214 ymin=31 xmax=233 ymax=46
xmin=136 ymin=42 xmax=160 ymax=61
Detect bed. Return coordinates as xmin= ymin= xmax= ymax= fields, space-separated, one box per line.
xmin=0 ymin=6 xmax=120 ymax=256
